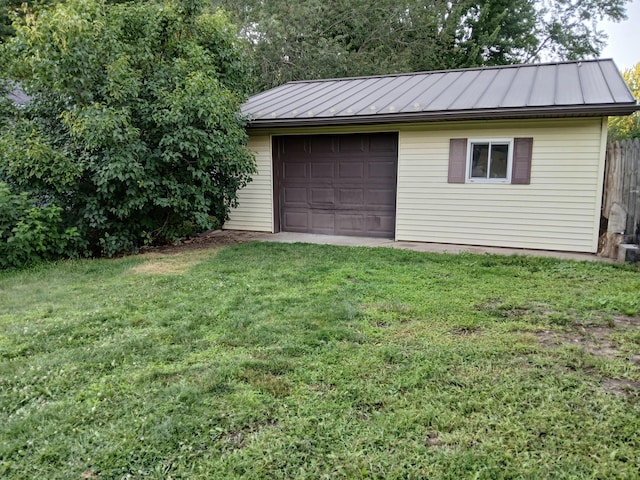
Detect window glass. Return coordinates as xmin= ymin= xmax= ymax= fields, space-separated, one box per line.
xmin=467 ymin=140 xmax=512 ymax=182
xmin=471 ymin=143 xmax=489 ymax=178
xmin=489 ymin=143 xmax=509 ymax=178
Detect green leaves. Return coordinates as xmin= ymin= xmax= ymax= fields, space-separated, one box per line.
xmin=1 ymin=0 xmax=254 ymax=260
xmin=0 ymin=182 xmax=80 ymax=268
xmin=609 ymin=63 xmax=640 ymax=141
xmin=62 ymin=104 xmax=140 ymax=151
xmin=213 ymin=0 xmax=631 ymax=91
xmin=0 ymin=118 xmax=83 ymax=194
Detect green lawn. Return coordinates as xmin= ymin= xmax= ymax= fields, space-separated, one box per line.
xmin=1 ymin=242 xmax=639 ymax=479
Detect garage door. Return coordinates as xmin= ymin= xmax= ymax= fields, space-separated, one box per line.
xmin=276 ymin=133 xmax=398 ymax=238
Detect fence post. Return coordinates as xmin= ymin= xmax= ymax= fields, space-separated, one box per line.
xmin=632 ymin=138 xmax=640 ymax=244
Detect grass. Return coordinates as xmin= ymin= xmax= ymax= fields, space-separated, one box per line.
xmin=1 ymin=242 xmax=639 ymax=479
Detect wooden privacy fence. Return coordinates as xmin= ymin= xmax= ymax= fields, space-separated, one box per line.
xmin=599 ymin=139 xmax=640 ymax=260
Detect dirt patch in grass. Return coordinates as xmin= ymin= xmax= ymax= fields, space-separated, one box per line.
xmin=372 ymin=320 xmax=390 ymax=328
xmin=536 ymin=315 xmax=640 ymax=362
xmin=536 ymin=328 xmax=621 ymax=361
xmin=449 ymin=326 xmax=482 ymax=337
xmin=602 ymin=378 xmax=640 ymax=398
xmin=130 ymin=250 xmax=216 ymax=275
xmin=140 ymin=229 xmax=259 ymax=254
xmin=535 ymin=315 xmax=640 ymax=397
xmin=476 ymin=299 xmax=556 ymax=322
xmin=612 ymin=315 xmax=640 ymax=329
xmin=128 ymin=230 xmax=258 ymax=274
xmin=223 ymin=419 xmax=278 ymax=451
xmin=131 ymin=257 xmax=201 ymax=275
xmin=425 ymin=432 xmax=447 ymax=448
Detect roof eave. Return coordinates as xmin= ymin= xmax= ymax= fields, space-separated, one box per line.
xmin=246 ymin=104 xmax=640 ymax=129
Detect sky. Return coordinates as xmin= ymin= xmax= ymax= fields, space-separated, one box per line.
xmin=600 ymin=0 xmax=640 ymax=70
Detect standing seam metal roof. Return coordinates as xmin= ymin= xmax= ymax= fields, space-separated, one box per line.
xmin=242 ymin=59 xmax=640 ymax=128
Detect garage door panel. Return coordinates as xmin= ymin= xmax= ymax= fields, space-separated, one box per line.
xmin=283 ymin=211 xmax=309 ymax=231
xmin=278 ymin=133 xmax=397 ymax=238
xmin=283 ymin=136 xmax=310 ymax=154
xmin=311 ymin=162 xmax=335 ymax=179
xmin=339 ymin=162 xmax=364 ymax=178
xmin=339 ymin=136 xmax=367 ymax=153
xmin=310 ymin=212 xmax=335 ymax=232
xmin=338 ymin=188 xmax=364 ymax=206
xmin=311 ymin=137 xmax=338 ymax=154
xmin=284 ymin=163 xmax=307 ymax=179
xmin=310 ymin=188 xmax=335 ymax=205
xmin=370 ymin=134 xmax=397 ymax=152
xmin=283 ymin=187 xmax=307 ymax=205
xmin=369 ymin=161 xmax=396 ymax=179
xmin=367 ymin=188 xmax=396 ymax=207
xmin=367 ymin=215 xmax=396 ymax=234
xmin=336 ymin=214 xmax=365 ymax=234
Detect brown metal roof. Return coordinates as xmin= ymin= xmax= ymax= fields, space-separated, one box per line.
xmin=242 ymin=59 xmax=640 ymax=128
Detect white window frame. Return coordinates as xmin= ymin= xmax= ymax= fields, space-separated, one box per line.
xmin=466 ymin=138 xmax=513 ymax=183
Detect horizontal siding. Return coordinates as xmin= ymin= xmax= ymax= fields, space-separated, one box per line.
xmin=224 ymin=135 xmax=273 ymax=232
xmin=399 ymin=212 xmax=594 ymax=226
xmin=395 ymin=118 xmax=605 ymax=252
xmin=234 ymin=118 xmax=605 ymax=252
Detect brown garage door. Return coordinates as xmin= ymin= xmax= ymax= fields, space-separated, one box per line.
xmin=275 ymin=133 xmax=398 ymax=238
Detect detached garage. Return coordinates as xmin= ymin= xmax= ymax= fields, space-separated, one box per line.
xmin=225 ymin=59 xmax=640 ymax=253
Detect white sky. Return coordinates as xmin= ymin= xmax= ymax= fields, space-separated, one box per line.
xmin=600 ymin=0 xmax=640 ymax=71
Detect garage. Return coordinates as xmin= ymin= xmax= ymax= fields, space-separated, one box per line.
xmin=226 ymin=60 xmax=640 ymax=252
xmin=274 ymin=133 xmax=398 ymax=238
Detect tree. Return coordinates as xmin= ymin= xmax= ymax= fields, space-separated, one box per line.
xmin=0 ymin=0 xmax=133 ymax=42
xmin=1 ymin=0 xmax=255 ymax=256
xmin=211 ymin=0 xmax=631 ymax=92
xmin=609 ymin=63 xmax=640 ymax=141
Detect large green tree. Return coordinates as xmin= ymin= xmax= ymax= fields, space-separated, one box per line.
xmin=1 ymin=0 xmax=255 ymax=257
xmin=212 ymin=0 xmax=630 ymax=91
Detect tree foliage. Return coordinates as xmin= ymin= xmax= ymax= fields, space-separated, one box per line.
xmin=2 ymin=1 xmax=632 ymax=92
xmin=1 ymin=0 xmax=255 ymax=257
xmin=609 ymin=63 xmax=640 ymax=141
xmin=0 ymin=0 xmax=134 ymax=42
xmin=212 ymin=0 xmax=630 ymax=91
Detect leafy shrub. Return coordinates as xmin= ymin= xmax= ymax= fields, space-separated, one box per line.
xmin=1 ymin=0 xmax=254 ymax=257
xmin=0 ymin=182 xmax=79 ymax=269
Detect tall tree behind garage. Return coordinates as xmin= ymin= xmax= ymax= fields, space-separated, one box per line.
xmin=211 ymin=0 xmax=630 ymax=92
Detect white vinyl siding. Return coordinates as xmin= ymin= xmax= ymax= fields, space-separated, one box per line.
xmin=396 ymin=118 xmax=606 ymax=252
xmin=224 ymin=135 xmax=273 ymax=232
xmin=229 ymin=118 xmax=607 ymax=253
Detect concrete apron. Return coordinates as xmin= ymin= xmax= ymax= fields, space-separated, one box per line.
xmin=222 ymin=231 xmax=612 ymax=263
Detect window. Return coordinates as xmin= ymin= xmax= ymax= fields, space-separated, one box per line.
xmin=467 ymin=139 xmax=512 ymax=182
xmin=448 ymin=137 xmax=533 ymax=185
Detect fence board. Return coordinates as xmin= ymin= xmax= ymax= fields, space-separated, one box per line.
xmin=600 ymin=139 xmax=640 ymax=259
